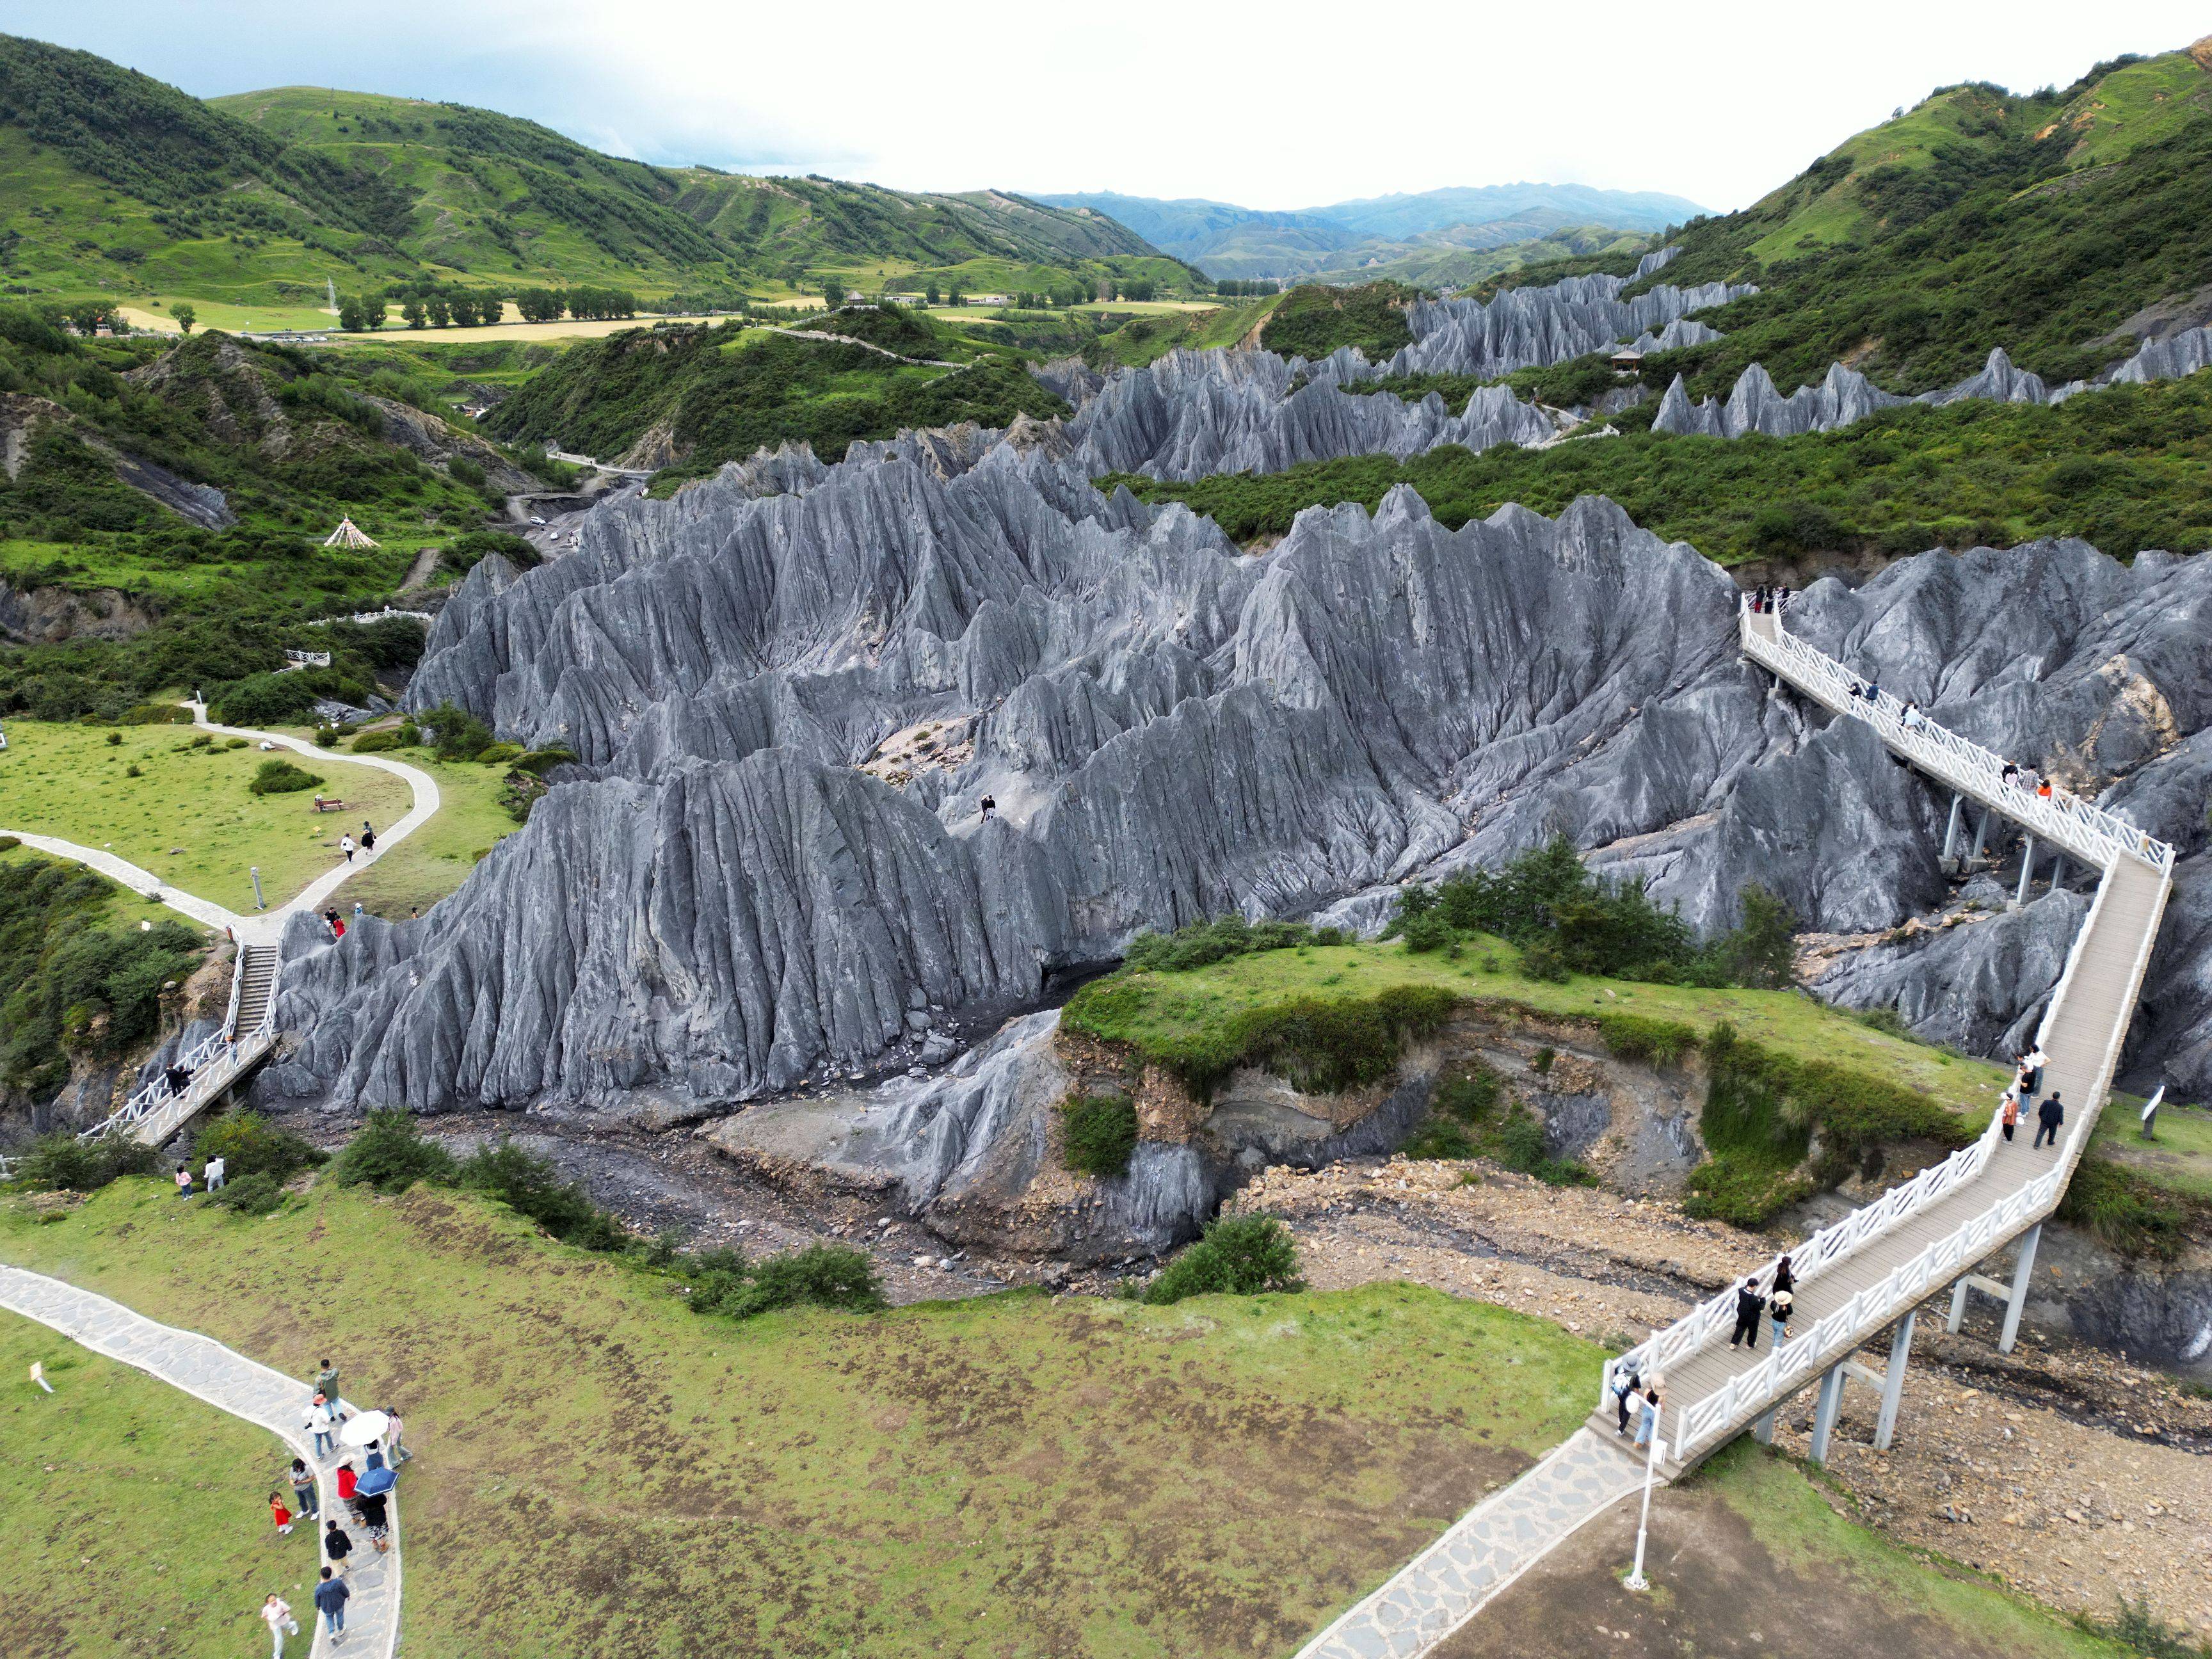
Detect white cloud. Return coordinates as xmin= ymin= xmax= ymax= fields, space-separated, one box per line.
xmin=13 ymin=0 xmax=2208 ymax=211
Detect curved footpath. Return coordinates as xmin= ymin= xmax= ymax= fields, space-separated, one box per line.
xmin=0 ymin=1263 xmax=402 ymax=1659
xmin=1 ymin=705 xmax=440 ymax=947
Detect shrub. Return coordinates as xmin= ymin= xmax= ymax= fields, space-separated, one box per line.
xmin=2058 ymin=1156 xmax=2191 ymax=1261
xmin=417 ymin=701 xmax=494 ymax=762
xmin=474 ymin=741 xmax=524 ymax=765
xmin=351 ymin=730 xmax=401 ymax=753
xmin=1062 ymin=1094 xmax=1139 ymax=1178
xmin=458 ymin=1140 xmax=628 ymax=1249
xmin=0 ymin=835 xmax=19 ymax=852
xmin=326 ymin=1109 xmax=456 ymax=1194
xmin=1123 ymin=913 xmax=1345 ymax=973
xmin=1142 ymin=1214 xmax=1304 ymax=1304
xmin=248 ymin=758 xmax=324 ymax=796
xmin=210 ymin=1169 xmax=289 ymax=1215
xmin=13 ymin=1131 xmax=159 ymax=1191
xmin=512 ymin=747 xmax=578 ymax=777
xmin=1596 ymin=1013 xmax=1701 ymax=1066
xmin=209 ymin=671 xmax=317 ymax=728
xmin=190 ymin=1111 xmax=321 ymax=1183
xmin=688 ymin=1244 xmax=886 ymax=1320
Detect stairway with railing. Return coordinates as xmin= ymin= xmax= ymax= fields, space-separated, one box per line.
xmin=77 ymin=943 xmax=284 ymax=1150
xmin=1594 ymin=599 xmax=2175 ymax=1476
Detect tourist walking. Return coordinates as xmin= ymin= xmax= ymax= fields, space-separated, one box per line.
xmin=2000 ymin=1086 xmax=2021 ymax=1142
xmin=339 ymin=834 xmax=356 ymax=863
xmin=1612 ymin=1366 xmax=1641 ymax=1436
xmin=261 ymin=1593 xmax=298 ymax=1658
xmin=316 ymin=1358 xmax=341 ymax=1401
xmin=1635 ymin=1380 xmax=1664 ymax=1450
xmin=336 ymin=1460 xmax=360 ymax=1521
xmin=1729 ymin=1278 xmax=1765 ymax=1350
xmin=312 ymin=1566 xmax=349 ymax=1643
xmin=383 ymin=1404 xmax=410 ymax=1464
xmin=1768 ymin=1288 xmax=1793 ymax=1348
xmin=269 ymin=1491 xmax=294 ymax=1537
xmin=1772 ymin=1255 xmax=1795 ymax=1298
xmin=2024 ymin=1045 xmax=2047 ymax=1098
xmin=2035 ymin=1091 xmax=2065 ymax=1150
xmin=360 ymin=819 xmax=376 ymax=852
xmin=358 ymin=1487 xmax=391 ymax=1551
xmin=173 ymin=1163 xmax=193 ymax=1199
xmin=288 ymin=1456 xmax=317 ymax=1518
xmin=204 ymin=1153 xmax=226 ymax=1192
xmin=305 ymin=1395 xmax=336 ymax=1458
xmin=323 ymin=1518 xmax=353 ymax=1575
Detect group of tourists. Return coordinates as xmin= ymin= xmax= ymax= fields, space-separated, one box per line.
xmin=1748 ymin=584 xmax=1792 ymax=614
xmin=171 ymin=1153 xmax=226 ymax=1199
xmin=1998 ymin=1043 xmax=2064 ymax=1149
xmin=263 ymin=1358 xmax=412 ymax=1653
xmin=1998 ymin=760 xmax=2061 ymax=801
xmin=337 ymin=820 xmax=376 ymax=863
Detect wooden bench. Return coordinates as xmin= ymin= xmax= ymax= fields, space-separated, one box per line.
xmin=310 ymin=796 xmax=348 ymax=813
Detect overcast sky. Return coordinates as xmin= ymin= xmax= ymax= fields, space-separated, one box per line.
xmin=13 ymin=2 xmax=2208 ymax=211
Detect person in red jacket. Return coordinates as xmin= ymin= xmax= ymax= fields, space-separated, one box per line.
xmin=335 ymin=1460 xmax=360 ymax=1521
xmin=269 ymin=1492 xmax=294 ymax=1536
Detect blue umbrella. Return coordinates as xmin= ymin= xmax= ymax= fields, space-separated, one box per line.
xmin=355 ymin=1465 xmax=396 ymax=1496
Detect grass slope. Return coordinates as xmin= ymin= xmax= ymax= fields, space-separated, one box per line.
xmin=0 ymin=36 xmax=1186 ymax=307
xmin=1109 ymin=369 xmax=2212 ymax=564
xmin=2 ymin=1179 xmax=1597 ymax=1656
xmin=0 ymin=717 xmax=411 ymax=913
xmin=1066 ymin=938 xmax=2007 ymax=1120
xmin=1647 ymin=47 xmax=2212 ymax=393
xmin=0 ymin=1308 xmax=321 ymax=1658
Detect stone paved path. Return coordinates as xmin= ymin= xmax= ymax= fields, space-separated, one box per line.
xmin=0 ymin=1264 xmax=402 ymax=1659
xmin=1295 ymin=1427 xmax=1647 ymax=1659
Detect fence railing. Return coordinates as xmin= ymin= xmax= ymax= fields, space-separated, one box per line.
xmin=1598 ymin=597 xmax=2169 ymax=1454
xmin=1740 ymin=600 xmax=2174 ymax=875
xmin=78 ymin=948 xmax=278 ymax=1145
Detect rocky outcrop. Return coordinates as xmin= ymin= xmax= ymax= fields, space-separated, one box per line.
xmin=1381 ymin=273 xmax=1756 ymax=382
xmin=269 ymin=428 xmax=2212 ymax=1118
xmin=1062 ymin=348 xmax=1556 ymax=481
xmin=1652 ymin=333 xmax=2212 ymax=440
xmin=364 ymin=396 xmax=538 ymax=492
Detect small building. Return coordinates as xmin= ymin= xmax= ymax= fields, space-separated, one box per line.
xmin=1609 ymin=348 xmax=1645 ymax=375
xmin=965 ymin=293 xmax=1011 ymax=307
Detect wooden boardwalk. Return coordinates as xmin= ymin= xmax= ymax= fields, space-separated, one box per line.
xmin=1596 ymin=603 xmax=2175 ymax=1477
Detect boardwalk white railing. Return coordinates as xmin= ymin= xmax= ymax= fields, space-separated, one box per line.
xmin=1598 ymin=598 xmax=2175 ymax=1468
xmin=1738 ymin=598 xmax=2174 ymax=875
xmin=79 ymin=947 xmax=282 ymax=1147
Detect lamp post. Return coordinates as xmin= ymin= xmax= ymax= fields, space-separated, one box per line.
xmin=1624 ymin=1392 xmax=1663 ymax=1592
xmin=250 ymin=867 xmax=265 ymax=911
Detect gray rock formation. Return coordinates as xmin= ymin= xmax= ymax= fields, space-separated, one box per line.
xmin=1062 ymin=348 xmax=1555 ymax=481
xmin=271 ymin=429 xmax=2212 ymax=1123
xmin=2110 ymin=323 xmax=2212 ymax=385
xmin=1382 ymin=273 xmax=1756 ymax=381
xmin=1633 ymin=245 xmax=1682 ymax=280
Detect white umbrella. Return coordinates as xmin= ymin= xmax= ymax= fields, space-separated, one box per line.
xmin=337 ymin=1409 xmax=389 ymax=1449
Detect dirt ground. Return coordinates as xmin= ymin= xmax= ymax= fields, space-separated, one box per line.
xmin=1233 ymin=1157 xmax=2212 ymax=1638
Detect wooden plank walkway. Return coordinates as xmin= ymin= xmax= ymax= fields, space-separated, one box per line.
xmin=1594 ymin=603 xmax=2174 ymax=1476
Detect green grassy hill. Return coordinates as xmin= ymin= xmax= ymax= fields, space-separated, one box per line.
xmin=1634 ymin=42 xmax=2212 ymax=394
xmin=0 ymin=35 xmax=1189 ymax=309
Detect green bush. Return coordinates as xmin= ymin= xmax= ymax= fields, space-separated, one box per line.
xmin=2058 ymin=1156 xmax=2192 ymax=1262
xmin=513 ymin=747 xmax=578 ymax=777
xmin=686 ymin=1244 xmax=886 ymax=1320
xmin=1123 ymin=913 xmax=1345 ymax=973
xmin=1596 ymin=1013 xmax=1701 ymax=1066
xmin=458 ymin=1140 xmax=629 ymax=1249
xmin=209 ymin=671 xmax=319 ymax=728
xmin=12 ymin=1131 xmax=159 ymax=1192
xmin=417 ymin=701 xmax=494 ymax=762
xmin=1142 ymin=1214 xmax=1304 ymax=1304
xmin=474 ymin=741 xmax=524 ymax=765
xmin=210 ymin=1169 xmax=289 ymax=1215
xmin=351 ymin=730 xmax=401 ymax=753
xmin=189 ymin=1111 xmax=321 ymax=1183
xmin=1061 ymin=1094 xmax=1139 ymax=1178
xmin=326 ymin=1109 xmax=456 ymax=1194
xmin=247 ymin=758 xmax=324 ymax=796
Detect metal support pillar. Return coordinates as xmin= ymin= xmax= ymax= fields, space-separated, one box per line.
xmin=1752 ymin=1406 xmax=1777 ymax=1446
xmin=1873 ymin=1311 xmax=1915 ymax=1451
xmin=2016 ymin=835 xmax=2037 ymax=906
xmin=2051 ymin=854 xmax=2065 ymax=891
xmin=2000 ymin=1222 xmax=2042 ymax=1354
xmin=1941 ymin=795 xmax=1962 ymax=863
xmin=1970 ymin=807 xmax=1990 ymax=862
xmin=1808 ymin=1362 xmax=1847 ymax=1465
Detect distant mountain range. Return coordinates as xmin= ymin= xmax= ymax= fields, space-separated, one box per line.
xmin=1038 ymin=185 xmax=1710 ymax=279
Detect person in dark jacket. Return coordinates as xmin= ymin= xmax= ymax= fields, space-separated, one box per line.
xmin=2035 ymin=1091 xmax=2065 ymax=1150
xmin=1613 ymin=1367 xmax=1641 ymax=1435
xmin=1772 ymin=1256 xmax=1795 ymax=1297
xmin=323 ymin=1518 xmax=353 ymax=1574
xmin=358 ymin=1489 xmax=390 ymax=1551
xmin=312 ymin=1567 xmax=349 ymax=1641
xmin=1729 ymin=1278 xmax=1765 ymax=1350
